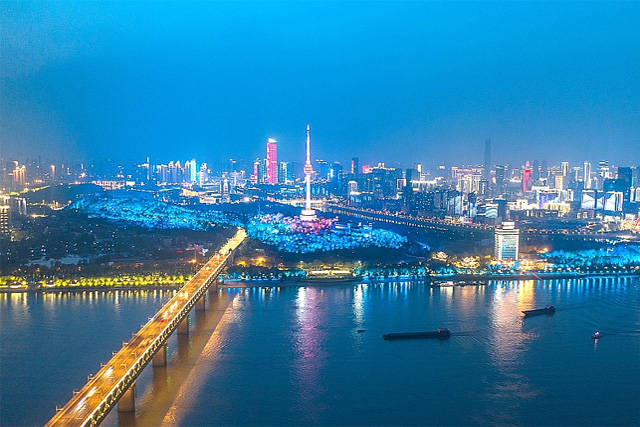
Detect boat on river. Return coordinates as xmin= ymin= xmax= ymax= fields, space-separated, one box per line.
xmin=382 ymin=328 xmax=451 ymax=341
xmin=296 ymin=275 xmax=362 ymax=284
xmin=522 ymin=305 xmax=556 ymax=317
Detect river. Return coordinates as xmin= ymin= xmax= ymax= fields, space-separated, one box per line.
xmin=1 ymin=277 xmax=639 ymax=426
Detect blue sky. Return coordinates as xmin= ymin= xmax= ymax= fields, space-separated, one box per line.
xmin=1 ymin=1 xmax=639 ymax=169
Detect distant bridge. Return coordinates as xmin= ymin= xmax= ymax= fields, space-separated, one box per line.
xmin=46 ymin=228 xmax=247 ymax=427
xmin=326 ymin=205 xmax=633 ymax=243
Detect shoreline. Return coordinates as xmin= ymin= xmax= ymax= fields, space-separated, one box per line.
xmin=2 ymin=270 xmax=638 ymax=293
xmin=220 ymin=271 xmax=640 ymax=288
xmin=0 ymin=284 xmax=183 ymax=294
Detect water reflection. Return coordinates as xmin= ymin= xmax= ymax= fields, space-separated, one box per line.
xmin=293 ymin=287 xmax=328 ymax=423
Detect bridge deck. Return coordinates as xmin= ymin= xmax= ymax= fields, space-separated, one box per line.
xmin=46 ymin=228 xmax=246 ymax=427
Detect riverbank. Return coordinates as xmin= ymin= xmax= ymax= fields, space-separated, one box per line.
xmin=220 ymin=270 xmax=640 ymax=288
xmin=0 ymin=284 xmax=183 ymax=294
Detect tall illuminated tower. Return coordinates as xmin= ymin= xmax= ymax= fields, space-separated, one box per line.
xmin=522 ymin=161 xmax=532 ymax=192
xmin=300 ymin=124 xmax=317 ymax=221
xmin=266 ymin=138 xmax=278 ymax=184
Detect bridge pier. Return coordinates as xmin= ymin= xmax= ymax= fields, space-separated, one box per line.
xmin=177 ymin=317 xmax=189 ymax=335
xmin=195 ymin=295 xmax=206 ymax=311
xmin=118 ymin=382 xmax=135 ymax=412
xmin=153 ymin=345 xmax=167 ymax=367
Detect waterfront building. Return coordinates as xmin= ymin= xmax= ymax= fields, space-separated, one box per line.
xmin=494 ymin=221 xmax=520 ymax=261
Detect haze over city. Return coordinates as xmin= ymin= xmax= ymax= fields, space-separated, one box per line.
xmin=2 ymin=1 xmax=639 ymax=167
xmin=2 ymin=2 xmax=640 ymax=427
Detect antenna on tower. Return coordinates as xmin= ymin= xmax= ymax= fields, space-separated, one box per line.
xmin=301 ymin=124 xmax=317 ymax=221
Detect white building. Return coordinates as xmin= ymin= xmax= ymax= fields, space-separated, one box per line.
xmin=494 ymin=221 xmax=520 ymax=261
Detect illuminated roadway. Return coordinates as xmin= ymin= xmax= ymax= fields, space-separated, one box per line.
xmin=45 ymin=228 xmax=247 ymax=427
xmin=326 ymin=204 xmax=635 ymax=243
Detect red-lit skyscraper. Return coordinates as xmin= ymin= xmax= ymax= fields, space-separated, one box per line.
xmin=522 ymin=161 xmax=532 ymax=192
xmin=266 ymin=138 xmax=278 ymax=184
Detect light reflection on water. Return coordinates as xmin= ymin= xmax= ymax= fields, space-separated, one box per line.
xmin=1 ymin=277 xmax=639 ymax=426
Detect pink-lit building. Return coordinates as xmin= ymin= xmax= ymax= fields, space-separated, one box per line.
xmin=266 ymin=138 xmax=278 ymax=184
xmin=522 ymin=161 xmax=532 ymax=192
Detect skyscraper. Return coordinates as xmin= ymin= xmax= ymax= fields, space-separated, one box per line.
xmin=189 ymin=159 xmax=197 ymax=183
xmin=266 ymin=138 xmax=278 ymax=184
xmin=483 ymin=139 xmax=491 ymax=181
xmin=522 ymin=161 xmax=532 ymax=192
xmin=584 ymin=161 xmax=592 ymax=189
xmin=222 ymin=177 xmax=230 ymax=203
xmin=301 ymin=125 xmax=316 ymax=221
xmin=561 ymin=161 xmax=570 ymax=177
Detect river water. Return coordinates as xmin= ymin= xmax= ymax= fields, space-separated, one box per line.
xmin=1 ymin=277 xmax=639 ymax=426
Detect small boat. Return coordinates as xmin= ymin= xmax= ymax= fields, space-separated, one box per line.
xmin=592 ymin=331 xmax=602 ymax=340
xmin=357 ymin=329 xmax=366 ymax=333
xmin=430 ymin=280 xmax=455 ymax=287
xmin=522 ymin=305 xmax=556 ymax=317
xmin=382 ymin=328 xmax=451 ymax=341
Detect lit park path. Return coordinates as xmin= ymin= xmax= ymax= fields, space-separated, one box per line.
xmin=45 ymin=228 xmax=247 ymax=427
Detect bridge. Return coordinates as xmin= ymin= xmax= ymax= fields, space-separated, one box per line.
xmin=326 ymin=204 xmax=633 ymax=243
xmin=45 ymin=228 xmax=247 ymax=427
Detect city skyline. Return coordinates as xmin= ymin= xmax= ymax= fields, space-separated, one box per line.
xmin=2 ymin=1 xmax=639 ymax=166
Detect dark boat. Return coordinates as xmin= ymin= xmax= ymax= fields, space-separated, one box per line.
xmin=296 ymin=275 xmax=362 ymax=284
xmin=382 ymin=328 xmax=451 ymax=341
xmin=522 ymin=305 xmax=556 ymax=317
xmin=592 ymin=331 xmax=602 ymax=340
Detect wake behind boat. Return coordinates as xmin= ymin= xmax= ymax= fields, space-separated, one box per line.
xmin=522 ymin=305 xmax=556 ymax=317
xmin=383 ymin=328 xmax=451 ymax=341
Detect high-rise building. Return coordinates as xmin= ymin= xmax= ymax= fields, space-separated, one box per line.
xmin=494 ymin=222 xmax=519 ymax=261
xmin=522 ymin=161 xmax=532 ymax=192
xmin=583 ymin=161 xmax=592 ymax=189
xmin=278 ymin=162 xmax=290 ymax=183
xmin=266 ymin=138 xmax=278 ymax=184
xmin=222 ymin=177 xmax=230 ymax=203
xmin=561 ymin=161 xmax=570 ymax=177
xmin=252 ymin=160 xmax=261 ymax=183
xmin=351 ymin=157 xmax=359 ymax=175
xmin=12 ymin=165 xmax=26 ymax=186
xmin=189 ymin=159 xmax=197 ymax=183
xmin=495 ymin=165 xmax=505 ymax=194
xmin=0 ymin=205 xmax=9 ymax=235
xmin=483 ymin=139 xmax=491 ymax=181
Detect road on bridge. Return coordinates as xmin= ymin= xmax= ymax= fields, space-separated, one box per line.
xmin=46 ymin=228 xmax=246 ymax=427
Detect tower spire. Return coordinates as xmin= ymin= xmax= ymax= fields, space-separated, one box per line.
xmin=301 ymin=124 xmax=316 ymax=221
